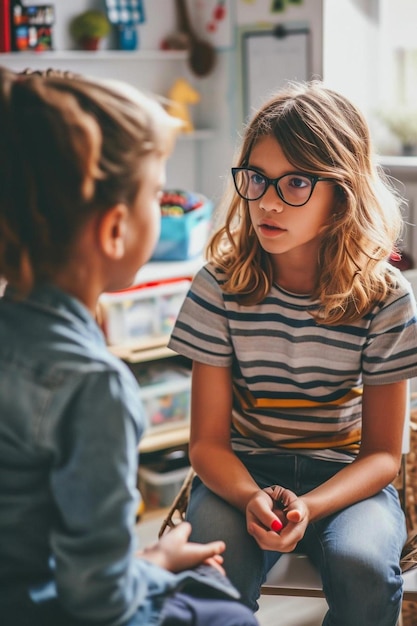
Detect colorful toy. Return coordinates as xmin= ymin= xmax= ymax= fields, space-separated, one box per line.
xmin=160 ymin=189 xmax=203 ymax=216
xmin=12 ymin=3 xmax=54 ymax=51
xmin=165 ymin=78 xmax=200 ymax=133
xmin=105 ymin=0 xmax=145 ymax=50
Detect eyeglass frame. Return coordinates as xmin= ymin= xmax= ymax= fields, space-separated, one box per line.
xmin=231 ymin=166 xmax=333 ymax=207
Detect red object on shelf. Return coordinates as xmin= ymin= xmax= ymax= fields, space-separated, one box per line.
xmin=213 ymin=4 xmax=226 ymax=21
xmin=206 ymin=0 xmax=226 ymax=33
xmin=109 ymin=275 xmax=194 ymax=295
xmin=0 ymin=0 xmax=11 ymax=52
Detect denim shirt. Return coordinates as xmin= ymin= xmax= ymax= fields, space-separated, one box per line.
xmin=0 ymin=285 xmax=178 ymax=625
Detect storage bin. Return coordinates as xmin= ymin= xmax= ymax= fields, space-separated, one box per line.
xmin=133 ymin=364 xmax=191 ymax=433
xmin=150 ymin=196 xmax=213 ymax=261
xmin=99 ymin=278 xmax=191 ymax=346
xmin=138 ymin=464 xmax=190 ymax=509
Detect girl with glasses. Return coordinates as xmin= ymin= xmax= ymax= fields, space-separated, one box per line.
xmin=168 ymin=80 xmax=417 ymax=625
xmin=0 ymin=67 xmax=259 ymax=626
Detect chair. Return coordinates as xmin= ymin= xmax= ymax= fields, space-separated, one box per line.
xmin=261 ymin=555 xmax=417 ymax=626
xmin=262 ymin=547 xmax=417 ymax=626
xmin=261 ymin=383 xmax=417 ymax=625
xmin=158 ymin=384 xmax=417 ymax=624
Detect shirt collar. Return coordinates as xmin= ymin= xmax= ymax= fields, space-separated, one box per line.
xmin=4 ymin=283 xmax=105 ymax=346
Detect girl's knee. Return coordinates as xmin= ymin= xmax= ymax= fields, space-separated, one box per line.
xmin=186 ymin=487 xmax=247 ymax=546
xmin=321 ymin=550 xmax=402 ymax=625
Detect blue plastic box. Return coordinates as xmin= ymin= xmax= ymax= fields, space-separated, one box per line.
xmin=151 ymin=198 xmax=213 ymax=261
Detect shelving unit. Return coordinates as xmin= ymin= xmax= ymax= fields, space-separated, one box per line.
xmin=139 ymin=424 xmax=190 ymax=455
xmin=110 ymin=340 xmax=175 ymax=364
xmin=109 ymin=338 xmax=191 ymax=454
xmin=103 ymin=258 xmax=203 ymax=454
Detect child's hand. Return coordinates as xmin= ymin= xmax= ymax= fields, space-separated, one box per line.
xmin=246 ymin=485 xmax=308 ymax=552
xmin=138 ymin=521 xmax=226 ymax=574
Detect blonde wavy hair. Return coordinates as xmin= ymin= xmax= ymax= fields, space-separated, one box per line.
xmin=208 ymin=81 xmax=405 ymax=325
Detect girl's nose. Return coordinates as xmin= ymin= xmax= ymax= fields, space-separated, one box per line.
xmin=259 ymin=184 xmax=285 ymax=211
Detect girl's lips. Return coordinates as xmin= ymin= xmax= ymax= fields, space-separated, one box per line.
xmin=258 ymin=221 xmax=287 ymax=236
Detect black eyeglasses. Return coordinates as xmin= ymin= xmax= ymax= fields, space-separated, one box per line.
xmin=231 ymin=167 xmax=330 ymax=207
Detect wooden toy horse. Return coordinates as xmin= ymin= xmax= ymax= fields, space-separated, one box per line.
xmin=166 ymin=78 xmax=200 ymax=133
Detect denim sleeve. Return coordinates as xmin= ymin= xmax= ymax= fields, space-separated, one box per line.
xmin=47 ymin=368 xmax=176 ymax=625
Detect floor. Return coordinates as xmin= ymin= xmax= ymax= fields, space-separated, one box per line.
xmin=135 ymin=509 xmax=328 ymax=626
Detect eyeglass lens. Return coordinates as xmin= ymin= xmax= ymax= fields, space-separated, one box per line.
xmin=233 ymin=169 xmax=314 ymax=206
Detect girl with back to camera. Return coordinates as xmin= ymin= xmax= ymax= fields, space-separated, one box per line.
xmin=0 ymin=67 xmax=259 ymax=626
xmin=168 ymin=80 xmax=417 ymax=625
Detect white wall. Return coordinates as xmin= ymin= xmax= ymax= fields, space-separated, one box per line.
xmin=322 ymin=0 xmax=417 ymax=156
xmin=377 ymin=0 xmax=417 ymax=114
xmin=322 ymin=0 xmax=379 ymax=117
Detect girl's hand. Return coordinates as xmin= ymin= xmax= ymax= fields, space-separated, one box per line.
xmin=246 ymin=485 xmax=309 ymax=552
xmin=138 ymin=521 xmax=226 ymax=574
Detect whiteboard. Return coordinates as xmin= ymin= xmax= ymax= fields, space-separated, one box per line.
xmin=242 ymin=26 xmax=310 ymax=120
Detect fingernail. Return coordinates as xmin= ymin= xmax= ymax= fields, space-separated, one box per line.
xmin=271 ymin=519 xmax=283 ymax=532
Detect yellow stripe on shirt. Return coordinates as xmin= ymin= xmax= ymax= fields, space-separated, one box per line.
xmin=232 ymin=418 xmax=361 ymax=452
xmin=234 ymin=385 xmax=363 ymax=410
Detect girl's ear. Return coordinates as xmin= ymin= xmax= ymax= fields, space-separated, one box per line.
xmin=98 ymin=204 xmax=129 ymax=259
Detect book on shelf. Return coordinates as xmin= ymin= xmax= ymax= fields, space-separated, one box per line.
xmin=0 ymin=1 xmax=55 ymax=52
xmin=0 ymin=0 xmax=11 ymax=53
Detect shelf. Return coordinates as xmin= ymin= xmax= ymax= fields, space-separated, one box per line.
xmin=135 ymin=257 xmax=204 ymax=285
xmin=0 ymin=49 xmax=188 ymax=62
xmin=105 ymin=259 xmax=203 ymax=364
xmin=109 ymin=336 xmax=174 ymax=363
xmin=378 ymin=155 xmax=417 ymax=174
xmin=139 ymin=424 xmax=189 ymax=454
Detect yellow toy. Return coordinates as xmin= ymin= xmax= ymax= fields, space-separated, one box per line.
xmin=165 ymin=78 xmax=200 ymax=133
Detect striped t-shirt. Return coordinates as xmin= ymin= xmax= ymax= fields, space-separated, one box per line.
xmin=168 ymin=263 xmax=417 ymax=462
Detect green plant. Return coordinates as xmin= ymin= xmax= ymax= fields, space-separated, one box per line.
xmin=70 ymin=10 xmax=111 ymax=42
xmin=377 ymin=106 xmax=417 ymax=146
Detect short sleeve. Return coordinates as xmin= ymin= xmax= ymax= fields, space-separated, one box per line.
xmin=362 ymin=276 xmax=417 ymax=384
xmin=168 ymin=265 xmax=234 ymax=366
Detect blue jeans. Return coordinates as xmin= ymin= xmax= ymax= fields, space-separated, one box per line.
xmin=1 ymin=591 xmax=258 ymax=626
xmin=186 ymin=453 xmax=407 ymax=626
xmin=158 ymin=593 xmax=258 ymax=626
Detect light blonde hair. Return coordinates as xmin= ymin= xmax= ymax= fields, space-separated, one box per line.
xmin=208 ymin=80 xmax=405 ymax=325
xmin=0 ymin=67 xmax=178 ymax=293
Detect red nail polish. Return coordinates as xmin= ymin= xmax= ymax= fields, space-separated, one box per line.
xmin=271 ymin=519 xmax=283 ymax=532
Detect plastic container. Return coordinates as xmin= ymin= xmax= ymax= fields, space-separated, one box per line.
xmin=133 ymin=364 xmax=191 ymax=432
xmin=138 ymin=464 xmax=190 ymax=509
xmin=150 ymin=197 xmax=213 ymax=261
xmin=99 ymin=278 xmax=191 ymax=346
